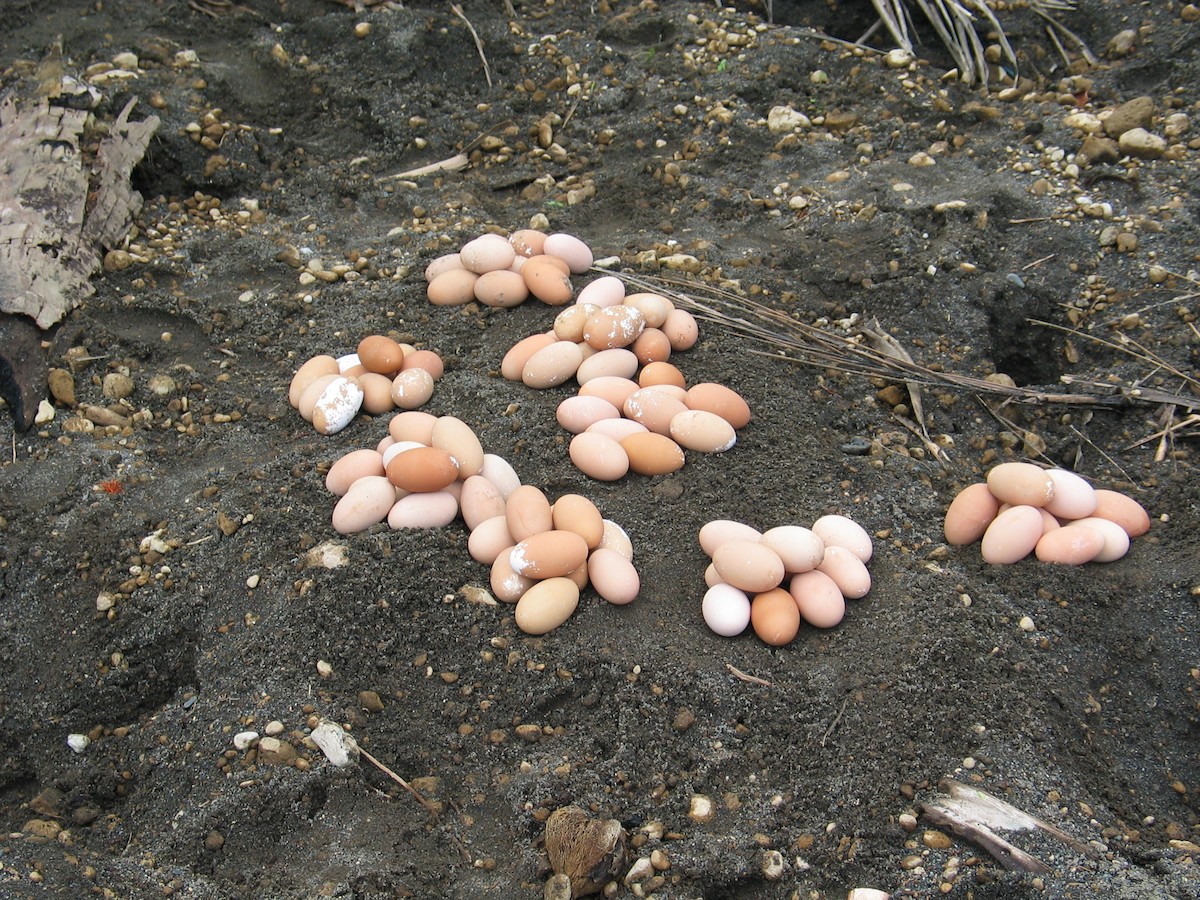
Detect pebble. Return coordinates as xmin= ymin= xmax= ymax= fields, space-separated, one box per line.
xmin=316 ymin=659 xmax=333 ymax=677
xmin=47 ymin=368 xmax=76 ymax=405
xmin=232 ymin=730 xmax=259 ymax=750
xmin=35 ymin=400 xmax=55 ymax=425
xmin=103 ymin=372 xmax=135 ymax=400
xmin=358 ymin=690 xmax=384 ymax=712
xmin=624 ymin=856 xmax=654 ymax=884
xmin=310 ymin=719 xmax=359 ymax=767
xmin=1103 ymin=96 xmax=1154 ymax=138
xmin=543 ymin=874 xmax=571 ymax=900
xmin=1118 ymin=128 xmax=1166 ymax=159
xmin=761 ymin=849 xmax=785 ymax=881
xmin=923 ymin=829 xmax=953 ymax=850
xmin=884 ymin=47 xmax=914 ymax=68
xmin=203 ymin=830 xmax=225 ymax=852
xmin=67 ymin=733 xmax=90 ymax=753
xmin=689 ymin=793 xmax=715 ymax=822
xmin=1106 ymin=29 xmax=1137 ymax=58
xmin=257 ymin=736 xmax=297 ymax=765
xmin=767 ymin=105 xmax=809 ymax=133
xmin=264 ymin=720 xmax=285 ymax=736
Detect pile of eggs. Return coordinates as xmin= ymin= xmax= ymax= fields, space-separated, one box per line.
xmin=698 ymin=515 xmax=875 ymax=646
xmin=324 ymin=411 xmax=639 ymax=635
xmin=288 ymin=335 xmax=445 ymax=434
xmin=943 ymin=462 xmax=1151 ymax=564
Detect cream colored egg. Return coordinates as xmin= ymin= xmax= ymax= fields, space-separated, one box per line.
xmin=1044 ymin=469 xmax=1098 ymax=520
xmin=576 ymin=275 xmax=625 ymax=308
xmin=480 ymin=454 xmax=522 ymax=499
xmin=669 ymin=409 xmax=736 ymax=453
xmin=557 ymin=395 xmax=621 ymax=434
xmin=712 ymin=540 xmax=785 ymax=593
xmin=332 ymin=475 xmax=396 ymax=535
xmin=1034 ymin=523 xmax=1105 ymax=564
xmin=980 ymin=505 xmax=1043 ymax=564
xmin=569 ymin=432 xmax=630 ymax=481
xmin=553 ymin=303 xmax=599 ymax=342
xmin=387 ymin=491 xmax=459 ymax=529
xmin=424 ymin=252 xmax=463 ymax=282
xmin=986 ymin=462 xmax=1055 ymax=508
xmin=588 ymin=548 xmax=640 ymax=605
xmin=789 ymin=570 xmax=846 ymax=628
xmin=543 ymin=232 xmax=593 ymax=273
xmin=514 ymin=577 xmax=580 ymax=635
xmin=586 ymin=418 xmax=647 ymax=442
xmin=388 ymin=410 xmax=438 ymax=445
xmin=381 ymin=440 xmax=425 ymax=468
xmin=326 ymin=448 xmax=385 ymax=496
xmin=474 ymin=269 xmax=528 ymax=307
xmin=811 ymin=514 xmax=873 ymax=563
xmin=599 ymin=519 xmax=634 ymax=560
xmin=389 ymin=368 xmax=435 ymax=410
xmin=468 ymin=515 xmax=516 ymax=564
xmin=698 ymin=520 xmax=763 ymax=557
xmin=289 ymin=355 xmax=340 ymax=408
xmin=460 ymin=233 xmax=516 ymax=274
xmin=431 ymin=416 xmax=484 ymax=478
xmin=523 ymin=340 xmax=584 ymax=388
xmin=576 ymin=348 xmax=640 ymax=384
xmin=622 ymin=292 xmax=671 ymax=328
xmin=506 ymin=484 xmax=554 ymax=541
xmin=817 ymin=545 xmax=872 ymax=598
xmin=427 ymin=268 xmax=479 ymax=305
xmin=759 ymin=525 xmax=825 ymax=573
xmin=501 ymin=332 xmax=558 ymax=381
xmin=623 ymin=388 xmax=689 ymax=436
xmin=1066 ymin=516 xmax=1131 ymax=562
xmin=460 ymin=475 xmax=506 ymax=530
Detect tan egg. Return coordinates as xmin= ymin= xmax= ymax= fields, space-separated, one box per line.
xmin=684 ymin=383 xmax=751 ymax=429
xmin=385 ymin=446 xmax=459 ymax=493
xmin=474 ymin=269 xmax=529 ymax=308
xmin=1092 ymin=489 xmax=1150 ymax=537
xmin=388 ymin=410 xmax=438 ymax=444
xmin=578 ymin=374 xmax=640 ymax=408
xmin=424 ymin=252 xmax=464 ymax=282
xmin=332 ymin=475 xmax=397 ymax=535
xmin=431 ymin=415 xmax=484 ymax=478
xmin=943 ymin=482 xmax=1001 ymax=545
xmin=569 ymin=432 xmax=630 ymax=481
xmin=986 ymin=462 xmax=1054 ymax=508
xmin=789 ymin=570 xmax=846 ymax=628
xmin=460 ymin=233 xmax=516 ymax=273
xmin=289 ymin=355 xmax=340 ymax=407
xmin=387 ymin=491 xmax=459 ymax=529
xmin=760 ymin=525 xmax=825 ymax=573
xmin=325 ymin=448 xmax=386 ymax=496
xmin=543 ymin=232 xmax=593 ymax=273
xmin=576 ymin=275 xmax=625 ymax=308
xmin=698 ymin=520 xmax=763 ymax=557
xmin=514 ymin=577 xmax=579 ymax=635
xmin=619 ymin=432 xmax=685 ymax=476
xmin=510 ymin=530 xmax=590 ymax=579
xmin=750 ymin=588 xmax=801 ymax=646
xmin=623 ymin=388 xmax=689 ymax=436
xmin=1038 ymin=508 xmax=1061 ymax=535
xmin=460 ymin=475 xmax=506 ymax=530
xmin=554 ymin=304 xmax=598 ymax=341
xmin=501 ymin=332 xmax=558 ymax=381
xmin=565 ymin=560 xmax=590 ymax=591
xmin=586 ymin=418 xmax=647 ymax=442
xmin=390 ymin=368 xmax=435 ymax=410
xmin=506 ymin=484 xmax=554 ymax=541
xmin=630 ymin=328 xmax=672 ymax=366
xmin=587 ymin=548 xmax=640 ymax=605
xmin=599 ymin=519 xmax=634 ymax=560
xmin=491 ymin=548 xmax=534 ymax=603
xmin=557 ymin=396 xmax=621 ymax=434
xmin=469 ymin=515 xmax=515 ymax=564
xmin=523 ymin=341 xmax=584 ymax=388
xmin=817 ymin=545 xmax=872 ymax=599
xmin=577 ymin=348 xmax=639 ymax=384
xmin=811 ymin=514 xmax=873 ymax=563
xmin=669 ymin=409 xmax=736 ymax=453
xmin=713 ymin=540 xmax=785 ymax=593
xmin=584 ymin=306 xmax=645 ymax=350
xmin=297 ymin=374 xmax=341 ymax=422
xmin=662 ymin=308 xmax=699 ymax=351
xmin=358 ymin=372 xmax=395 ymax=415
xmin=357 ymin=335 xmax=406 ymax=375
xmin=523 ymin=255 xmax=574 ymax=305
xmin=552 ymin=494 xmax=605 ymax=548
xmin=639 ymin=361 xmax=686 ymax=389
xmin=1034 ymin=523 xmax=1106 ymax=564
xmin=622 ymin=292 xmax=672 ymax=327
xmin=312 ymin=377 xmax=365 ymax=435
xmin=481 ymin=453 xmax=522 ymax=499
xmin=1066 ymin=516 xmax=1131 ymax=561
xmin=427 ymin=268 xmax=479 ymax=305
xmin=401 ymin=349 xmax=444 ymax=380
xmin=509 ymin=229 xmax=547 ymax=258
xmin=980 ymin=505 xmax=1043 ymax=564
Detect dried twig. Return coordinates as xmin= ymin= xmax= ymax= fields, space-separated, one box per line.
xmin=820 ymin=694 xmax=851 ymax=747
xmin=385 ymin=153 xmax=470 ymax=180
xmin=450 ymin=4 xmax=492 ymax=89
xmin=726 ymin=663 xmax=772 ymax=686
xmin=358 ymin=746 xmax=440 ymax=814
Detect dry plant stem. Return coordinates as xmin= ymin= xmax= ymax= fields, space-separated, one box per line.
xmin=357 ymin=746 xmax=440 ymax=814
xmin=726 ymin=663 xmax=772 ymax=686
xmin=386 ymin=153 xmax=469 ymax=180
xmin=450 ymin=4 xmax=492 ymax=89
xmin=1068 ymin=424 xmax=1137 ymax=485
xmin=821 ymin=694 xmax=851 ymax=747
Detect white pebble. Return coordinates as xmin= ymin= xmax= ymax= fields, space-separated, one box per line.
xmin=67 ymin=733 xmax=90 ymax=754
xmin=311 ymin=719 xmax=359 ymax=767
xmin=233 ymin=731 xmax=259 ymax=750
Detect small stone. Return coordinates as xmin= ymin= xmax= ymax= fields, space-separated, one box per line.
xmin=515 ymin=724 xmax=542 ymax=742
xmin=1078 ymin=134 xmax=1120 ymax=165
xmin=1184 ymin=4 xmax=1200 ymax=22
xmin=689 ymin=794 xmax=715 ymax=823
xmin=35 ymin=400 xmax=55 ymax=425
xmin=245 ymin=574 xmax=260 ymax=589
xmin=102 ymin=373 xmax=135 ymax=400
xmin=47 ymin=368 xmax=76 ymax=406
xmin=310 ymin=719 xmax=359 ymax=767
xmin=354 ymin=22 xmax=371 ymax=38
xmin=233 ymin=730 xmax=259 ymax=750
xmin=823 ymin=110 xmax=858 ymax=131
xmin=257 ymin=736 xmax=297 ymax=765
xmin=623 ymin=856 xmax=654 ymax=885
xmin=112 ymin=51 xmax=139 ymax=70
xmin=203 ymin=829 xmax=225 ymax=851
xmin=358 ymin=690 xmax=385 ymax=713
xmin=1106 ymin=29 xmax=1137 ymax=58
xmin=263 ymin=720 xmax=285 ymax=736
xmin=923 ymin=829 xmax=953 ymax=850
xmin=217 ymin=512 xmax=240 ymax=536
xmin=23 ymin=819 xmax=62 ymax=840
xmin=306 ymin=541 xmax=349 ymax=569
xmin=761 ymin=849 xmax=785 ymax=881
xmin=316 ymin=659 xmax=333 ymax=678
xmin=884 ymin=47 xmax=914 ymax=68
xmin=544 ymin=874 xmax=571 ymax=900
xmin=103 ymin=249 xmax=132 ymax=271
xmin=672 ymin=708 xmax=695 ymax=731
xmin=1019 ymin=616 xmax=1036 ymax=632
xmin=1103 ymin=96 xmax=1154 ymax=138
xmin=1118 ymin=128 xmax=1166 ymax=159
xmin=767 ymin=106 xmax=810 ymax=133
xmin=650 ymin=849 xmax=670 ymax=871
xmin=147 ymin=374 xmax=177 ymax=396
xmin=898 ymin=813 xmax=918 ymax=831
xmin=67 ymin=733 xmax=90 ymax=753
xmin=1116 ymin=232 xmax=1138 ymax=253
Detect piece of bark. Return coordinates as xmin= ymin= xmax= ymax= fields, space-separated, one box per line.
xmin=0 ymin=312 xmax=46 ymax=431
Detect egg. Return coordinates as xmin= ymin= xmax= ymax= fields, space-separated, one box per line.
xmin=298 ymin=374 xmax=341 ymax=422
xmin=326 ymin=448 xmax=385 ymax=496
xmin=491 ymin=549 xmax=535 ymax=602
xmin=1034 ymin=523 xmax=1105 ymax=564
xmin=332 ymin=475 xmax=396 ymax=535
xmin=620 ymin=432 xmax=685 ymax=476
xmin=698 ymin=520 xmax=763 ymax=557
xmin=623 ymin=388 xmax=689 ymax=436
xmin=576 ymin=348 xmax=640 ymax=383
xmin=381 ymin=440 xmax=425 ymax=468
xmin=622 ymin=292 xmax=672 ymax=328
xmin=569 ymin=432 xmax=630 ymax=481
xmin=588 ymin=548 xmax=640 ymax=605
xmin=460 ymin=475 xmax=506 ymax=530
xmin=501 ymin=332 xmax=558 ymax=381
xmin=474 ymin=269 xmax=529 ymax=308
xmin=585 ymin=418 xmax=647 ymax=442
xmin=986 ymin=462 xmax=1054 ymax=508
xmin=509 ymin=229 xmax=546 ymax=258
xmin=289 ymin=355 xmax=340 ymax=407
xmin=523 ymin=340 xmax=584 ymax=388
xmin=460 ymin=233 xmax=516 ymax=273
xmin=480 ymin=453 xmax=522 ymax=499
xmin=1043 ymin=468 xmax=1098 ymax=519
xmin=357 ymin=335 xmax=406 ymax=375
xmin=944 ymin=482 xmax=1001 ymax=545
xmin=980 ymin=505 xmax=1044 ymax=564
xmin=514 ymin=577 xmax=580 ymax=635
xmin=557 ymin=396 xmax=621 ymax=434
xmin=1092 ymin=489 xmax=1151 ymax=537
xmin=424 ymin=252 xmax=463 ymax=282
xmin=578 ymin=374 xmax=641 ymax=408
xmin=759 ymin=525 xmax=825 ymax=573
xmin=584 ymin=306 xmax=645 ymax=350
xmin=389 ymin=368 xmax=435 ymax=410
xmin=358 ymin=373 xmax=395 ymax=415
xmin=427 ymin=268 xmax=479 ymax=305
xmin=336 ymin=353 xmax=362 ymax=374
xmin=702 ymin=583 xmax=752 ymax=636
xmin=385 ymin=446 xmax=459 ymax=493
xmin=750 ymin=588 xmax=801 ymax=646
xmin=630 ymin=328 xmax=673 ymax=365
xmin=400 ymin=349 xmax=444 ymax=380
xmin=670 ymin=410 xmax=736 ymax=453
xmin=712 ymin=540 xmax=785 ymax=593
xmin=817 ymin=545 xmax=872 ymax=598
xmin=505 ymin=484 xmax=554 ymax=541
xmin=468 ymin=515 xmax=515 ymax=564
xmin=639 ymin=361 xmax=686 ymax=389
xmin=789 ymin=570 xmax=846 ymax=628
xmin=662 ymin=308 xmax=699 ymax=351
xmin=599 ymin=519 xmax=634 ymax=560
xmin=522 ymin=255 xmax=574 ymax=305
xmin=543 ymin=232 xmax=593 ymax=273
xmin=553 ymin=304 xmax=599 ymax=342
xmin=551 ymin=494 xmax=605 ymax=548
xmin=576 ymin=275 xmax=625 ymax=308
xmin=311 ymin=376 xmax=365 ymax=435
xmin=684 ymin=383 xmax=751 ymax=429
xmin=431 ymin=416 xmax=484 ymax=478
xmin=387 ymin=491 xmax=459 ymax=529
xmin=811 ymin=514 xmax=873 ymax=563
xmin=510 ymin=530 xmax=590 ymax=579
xmin=1066 ymin=516 xmax=1131 ymax=562
xmin=388 ymin=410 xmax=438 ymax=444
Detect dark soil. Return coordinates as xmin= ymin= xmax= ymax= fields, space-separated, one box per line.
xmin=1 ymin=1 xmax=1198 ymax=897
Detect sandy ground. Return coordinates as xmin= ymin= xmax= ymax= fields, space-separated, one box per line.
xmin=1 ymin=1 xmax=1198 ymax=897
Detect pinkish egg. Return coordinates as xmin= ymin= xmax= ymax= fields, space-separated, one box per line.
xmin=468 ymin=515 xmax=516 ymax=564
xmin=817 ymin=545 xmax=872 ymax=598
xmin=474 ymin=269 xmax=529 ymax=307
xmin=543 ymin=232 xmax=594 ymax=273
xmin=712 ymin=540 xmax=785 ymax=593
xmin=557 ymin=396 xmax=621 ymax=434
xmin=460 ymin=233 xmax=516 ymax=273
xmin=460 ymin=475 xmax=506 ymax=530
xmin=1092 ymin=489 xmax=1151 ymax=537
xmin=586 ymin=418 xmax=647 ymax=442
xmin=789 ymin=570 xmax=846 ymax=628
xmin=576 ymin=348 xmax=640 ymax=383
xmin=943 ymin=482 xmax=1001 ymax=545
xmin=1067 ymin=516 xmax=1131 ymax=562
xmin=587 ymin=548 xmax=640 ymax=605
xmin=326 ymin=448 xmax=385 ymax=496
xmin=501 ymin=332 xmax=558 ymax=381
xmin=576 ymin=275 xmax=625 ymax=307
xmin=698 ymin=520 xmax=763 ymax=557
xmin=332 ymin=476 xmax=396 ymax=535
xmin=1044 ymin=468 xmax=1098 ymax=520
xmin=1034 ymin=523 xmax=1105 ymax=564
xmin=811 ymin=514 xmax=873 ymax=563
xmin=569 ymin=432 xmax=630 ymax=481
xmin=523 ymin=340 xmax=584 ymax=388
xmin=505 ymin=485 xmax=554 ymax=541
xmin=387 ymin=491 xmax=459 ymax=529
xmin=980 ymin=505 xmax=1044 ymax=564
xmin=424 ymin=252 xmax=463 ymax=282
xmin=427 ymin=268 xmax=479 ymax=306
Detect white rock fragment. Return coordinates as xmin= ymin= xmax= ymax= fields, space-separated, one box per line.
xmin=67 ymin=733 xmax=90 ymax=754
xmin=306 ymin=541 xmax=349 ymax=569
xmin=623 ymin=856 xmax=654 ymax=885
xmin=35 ymin=400 xmax=55 ymax=425
xmin=762 ymin=849 xmax=785 ymax=881
xmin=1118 ymin=127 xmax=1166 ymax=159
xmin=688 ymin=793 xmax=715 ymax=823
xmin=767 ymin=105 xmax=810 ymax=133
xmin=233 ymin=730 xmax=259 ymax=750
xmin=884 ymin=47 xmax=914 ymax=68
xmin=311 ymin=719 xmax=360 ymax=767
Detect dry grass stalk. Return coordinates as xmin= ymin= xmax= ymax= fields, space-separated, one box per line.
xmin=450 ymin=4 xmax=493 ymax=89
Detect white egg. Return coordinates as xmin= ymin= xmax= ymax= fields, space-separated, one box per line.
xmin=702 ymin=583 xmax=751 ymax=637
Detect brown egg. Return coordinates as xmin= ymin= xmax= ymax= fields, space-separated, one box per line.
xmin=713 ymin=540 xmax=785 ymax=593
xmin=620 ymin=432 xmax=685 ymax=475
xmin=510 ymin=530 xmax=590 ymax=579
xmin=1092 ymin=489 xmax=1150 ymax=537
xmin=986 ymin=462 xmax=1054 ymax=508
xmin=662 ymin=308 xmax=699 ymax=350
xmin=514 ymin=577 xmax=579 ymax=635
xmin=943 ymin=482 xmax=1001 ymax=545
xmin=506 ymin=484 xmax=554 ymax=541
xmin=357 ymin=335 xmax=406 ymax=375
xmin=509 ymin=229 xmax=547 ymax=258
xmin=1034 ymin=523 xmax=1106 ymax=564
xmin=622 ymin=292 xmax=672 ymax=327
xmin=522 ymin=255 xmax=573 ymax=305
xmin=474 ymin=269 xmax=529 ymax=307
xmin=684 ymin=383 xmax=751 ymax=429
xmin=491 ymin=549 xmax=534 ymax=603
xmin=401 ymin=349 xmax=444 ymax=380
xmin=584 ymin=306 xmax=645 ymax=350
xmin=639 ymin=360 xmax=686 ymax=389
xmin=750 ymin=588 xmax=801 ymax=646
xmin=358 ymin=372 xmax=396 ymax=415
xmin=427 ymin=268 xmax=479 ymax=305
xmin=623 ymin=388 xmax=688 ymax=436
xmin=501 ymin=332 xmax=558 ymax=381
xmin=388 ymin=410 xmax=438 ymax=444
xmin=385 ymin=446 xmax=459 ymax=493
xmin=551 ymin=494 xmax=605 ymax=548
xmin=289 ymin=355 xmax=340 ymax=408
xmin=630 ymin=328 xmax=672 ymax=365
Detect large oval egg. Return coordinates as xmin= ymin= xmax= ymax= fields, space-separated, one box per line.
xmin=551 ymin=494 xmax=605 ymax=548
xmin=385 ymin=446 xmax=459 ymax=493
xmin=698 ymin=520 xmax=763 ymax=557
xmin=944 ymin=482 xmax=1001 ymax=545
xmin=505 ymin=485 xmax=554 ymax=541
xmin=620 ymin=432 xmax=685 ymax=476
xmin=326 ymin=448 xmax=385 ymax=496
xmin=569 ymin=432 xmax=630 ymax=481
xmin=514 ymin=577 xmax=580 ymax=635
xmin=750 ymin=588 xmax=801 ymax=646
xmin=587 ymin=548 xmax=640 ymax=605
xmin=1044 ymin=469 xmax=1098 ymax=520
xmin=332 ymin=476 xmax=396 ymax=535
xmin=986 ymin=462 xmax=1055 ymax=508
xmin=431 ymin=416 xmax=484 ymax=478
xmin=712 ymin=540 xmax=785 ymax=593
xmin=1034 ymin=523 xmax=1105 ymax=564
xmin=1092 ymin=489 xmax=1151 ymax=537
xmin=980 ymin=505 xmax=1043 ymax=564
xmin=510 ymin=530 xmax=590 ymax=579
xmin=387 ymin=491 xmax=459 ymax=529
xmin=759 ymin=525 xmax=825 ymax=573
xmin=789 ymin=570 xmax=846 ymax=628
xmin=817 ymin=545 xmax=872 ymax=598
xmin=811 ymin=514 xmax=873 ymax=563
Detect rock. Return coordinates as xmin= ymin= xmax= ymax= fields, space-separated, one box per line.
xmin=310 ymin=719 xmax=359 ymax=768
xmin=688 ymin=793 xmax=715 ymax=823
xmin=1103 ymin=96 xmax=1154 ymax=138
xmin=203 ymin=829 xmax=225 ymax=851
xmin=544 ymin=806 xmax=626 ymax=897
xmin=67 ymin=733 xmax=90 ymax=753
xmin=762 ymin=849 xmax=785 ymax=881
xmin=544 ymin=874 xmax=571 ymax=900
xmin=232 ymin=730 xmax=259 ymax=750
xmin=1118 ymin=127 xmax=1166 ymax=159
xmin=35 ymin=399 xmax=54 ymax=424
xmin=767 ymin=106 xmax=809 ymax=133
xmin=257 ymin=736 xmax=297 ymax=765
xmin=623 ymin=856 xmax=654 ymax=885
xmin=884 ymin=47 xmax=913 ymax=68
xmin=358 ymin=690 xmax=385 ymax=713
xmin=306 ymin=541 xmax=349 ymax=569
xmin=47 ymin=368 xmax=76 ymax=405
xmin=22 ymin=819 xmax=62 ymax=840
xmin=1106 ymin=29 xmax=1137 ymax=57
xmin=1078 ymin=134 xmax=1120 ymax=165
xmin=102 ymin=372 xmax=134 ymax=399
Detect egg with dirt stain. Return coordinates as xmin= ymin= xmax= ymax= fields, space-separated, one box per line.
xmin=584 ymin=306 xmax=645 ymax=350
xmin=474 ymin=269 xmax=528 ymax=307
xmin=510 ymin=530 xmax=590 ymax=579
